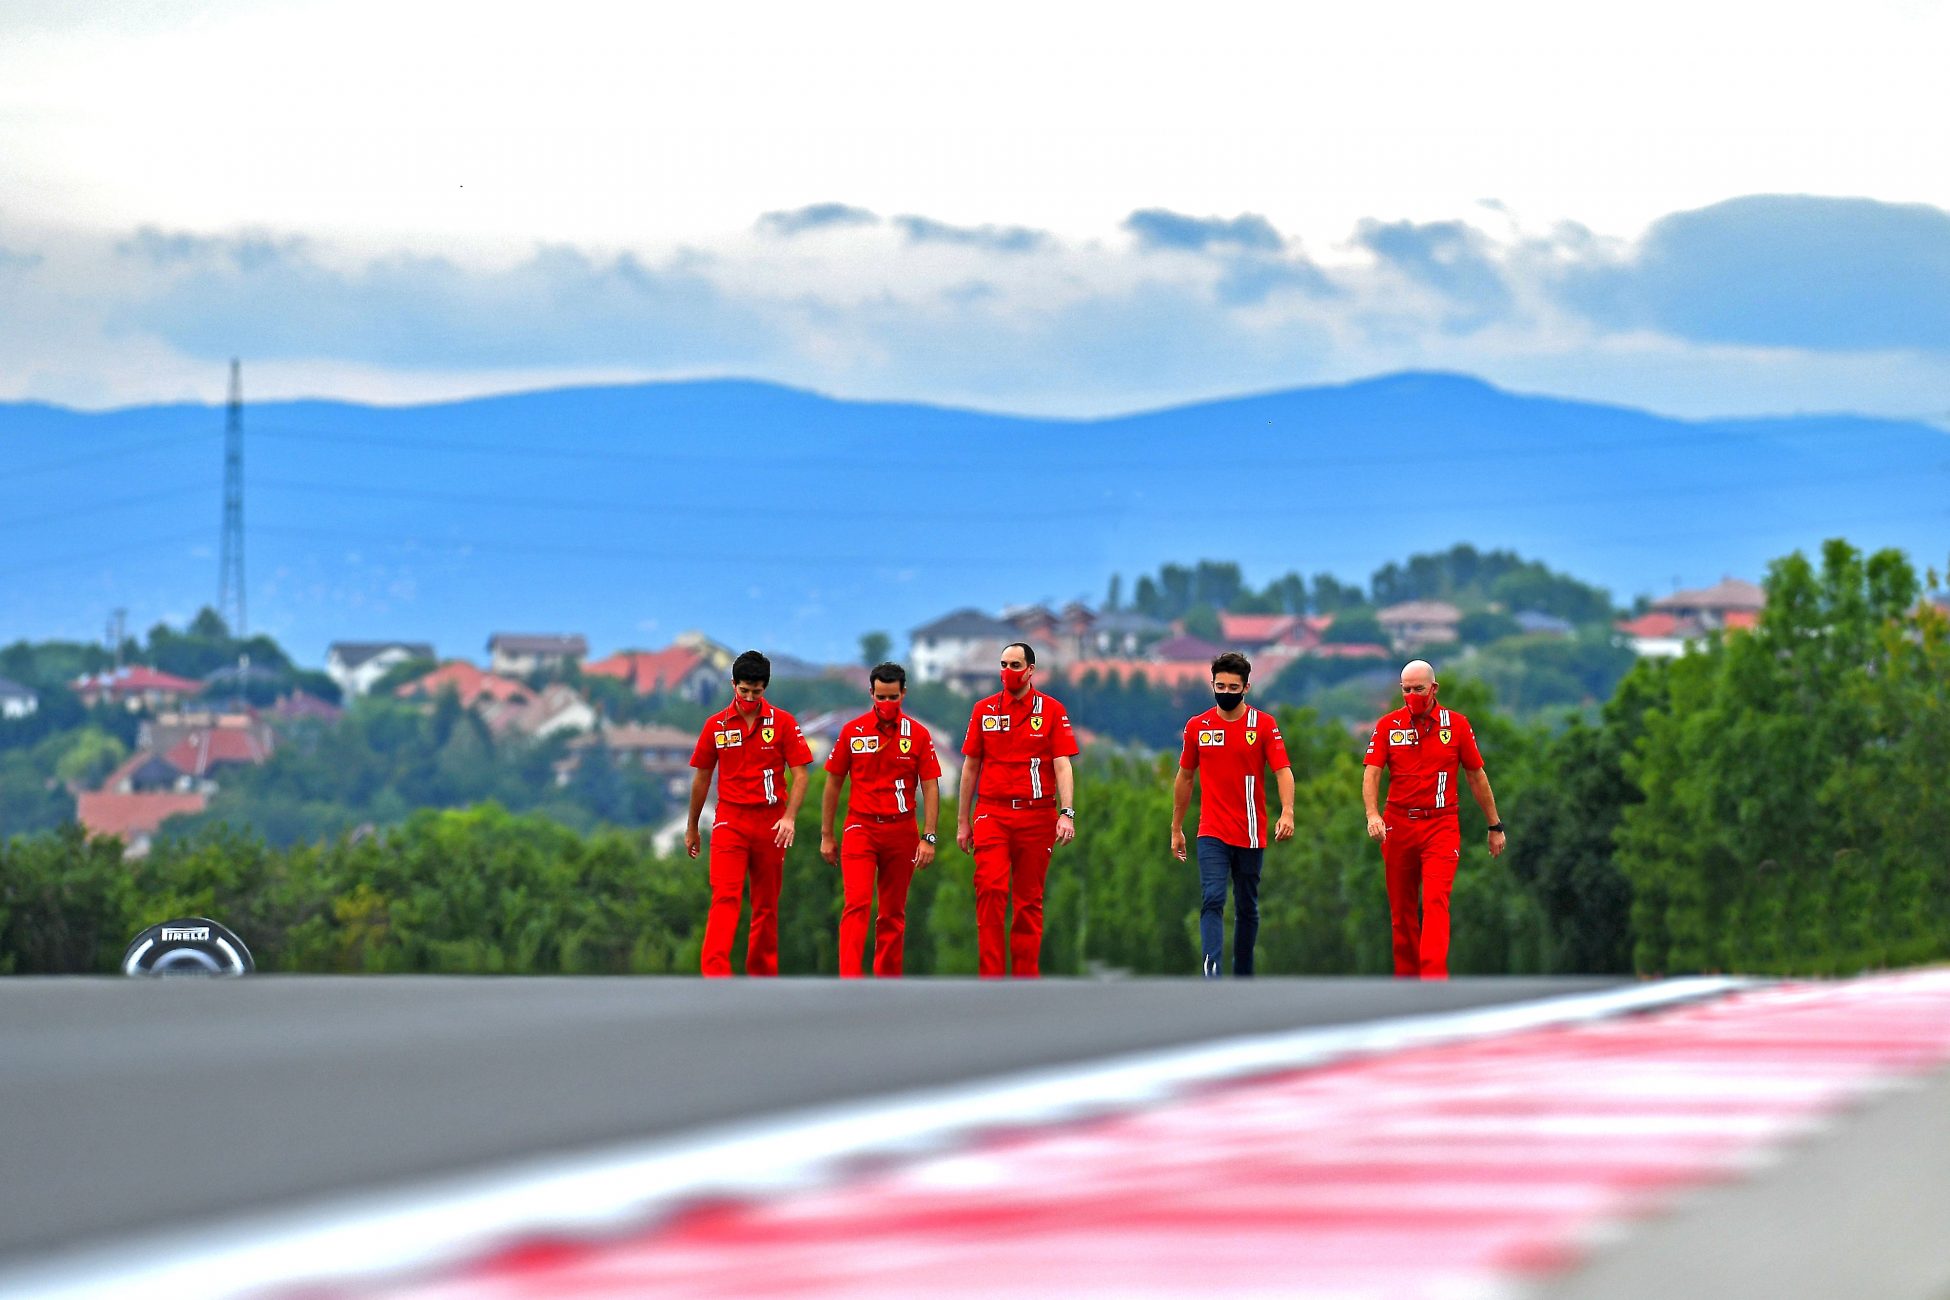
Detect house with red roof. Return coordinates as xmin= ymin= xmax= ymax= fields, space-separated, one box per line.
xmin=584 ymin=646 xmax=720 ymax=703
xmin=71 ymin=666 xmax=203 ymax=712
xmin=75 ymin=790 xmax=208 ymax=858
xmin=395 ymin=661 xmax=532 ymax=708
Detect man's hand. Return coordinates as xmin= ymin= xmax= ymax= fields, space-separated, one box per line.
xmin=1274 ymin=810 xmax=1295 ymax=842
xmin=1054 ymin=811 xmax=1076 ymax=846
xmin=913 ymin=838 xmax=936 ymax=870
xmin=956 ymin=821 xmax=975 ymax=854
xmin=1171 ymin=827 xmax=1187 ymax=861
xmin=772 ymin=814 xmax=796 ymax=849
xmin=684 ymin=822 xmax=702 ymax=859
xmin=819 ymin=832 xmax=838 ymax=866
xmin=1487 ymin=828 xmax=1506 ymax=858
xmin=1366 ymin=813 xmax=1387 ymax=843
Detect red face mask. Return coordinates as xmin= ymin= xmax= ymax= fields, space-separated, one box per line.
xmin=1404 ymin=689 xmax=1434 ymax=716
xmin=1001 ymin=666 xmax=1030 ymax=695
xmin=735 ymin=693 xmax=763 ymax=715
xmin=873 ymin=698 xmax=901 ymax=722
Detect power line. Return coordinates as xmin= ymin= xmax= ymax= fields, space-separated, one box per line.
xmin=218 ymin=360 xmax=246 ymax=637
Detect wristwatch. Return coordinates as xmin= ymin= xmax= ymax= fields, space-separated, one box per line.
xmin=922 ymin=833 xmax=938 ymax=845
xmin=1059 ymin=806 xmax=1077 ymax=820
xmin=1486 ymin=822 xmax=1506 ymax=833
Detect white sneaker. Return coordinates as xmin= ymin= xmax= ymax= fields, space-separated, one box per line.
xmin=1202 ymin=955 xmax=1220 ymax=979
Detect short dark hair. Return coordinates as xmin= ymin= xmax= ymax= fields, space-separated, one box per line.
xmin=869 ymin=661 xmax=908 ymax=690
xmin=1211 ymin=651 xmax=1252 ymax=683
xmin=1002 ymin=641 xmax=1036 ymax=666
xmin=731 ymin=649 xmax=771 ymax=686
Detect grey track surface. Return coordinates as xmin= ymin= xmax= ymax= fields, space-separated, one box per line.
xmin=0 ymin=975 xmax=1614 ymax=1265
xmin=1534 ymin=1063 xmax=1950 ymax=1300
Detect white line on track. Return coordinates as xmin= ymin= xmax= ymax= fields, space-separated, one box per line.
xmin=0 ymin=978 xmax=1741 ymax=1300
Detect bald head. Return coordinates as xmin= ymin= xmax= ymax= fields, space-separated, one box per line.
xmin=1400 ymin=660 xmax=1436 ymax=688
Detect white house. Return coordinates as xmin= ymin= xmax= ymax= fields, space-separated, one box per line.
xmin=487 ymin=633 xmax=589 ymax=677
xmin=910 ymin=608 xmax=1018 ymax=684
xmin=326 ymin=642 xmax=436 ymax=698
xmin=0 ymin=675 xmax=37 ymax=720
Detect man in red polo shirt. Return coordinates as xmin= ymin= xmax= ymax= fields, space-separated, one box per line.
xmin=685 ymin=649 xmax=814 ymax=977
xmin=819 ymin=661 xmax=942 ymax=978
xmin=1172 ymin=651 xmax=1296 ymax=978
xmin=957 ymin=641 xmax=1079 ymax=978
xmin=1361 ymin=659 xmax=1507 ymax=979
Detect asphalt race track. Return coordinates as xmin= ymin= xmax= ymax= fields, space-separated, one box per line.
xmin=0 ymin=975 xmax=1617 ymax=1265
xmin=7 ymin=973 xmax=1948 ymax=1299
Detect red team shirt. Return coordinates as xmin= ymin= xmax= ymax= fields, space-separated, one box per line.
xmin=961 ymin=689 xmax=1080 ymax=802
xmin=1178 ymin=706 xmax=1291 ymax=848
xmin=824 ymin=711 xmax=943 ymax=817
xmin=1363 ymin=705 xmax=1484 ymax=812
xmin=689 ymin=701 xmax=815 ymax=807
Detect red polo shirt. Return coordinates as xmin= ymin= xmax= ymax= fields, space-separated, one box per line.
xmin=689 ymin=700 xmax=814 ymax=808
xmin=961 ymin=688 xmax=1079 ymax=802
xmin=1178 ymin=705 xmax=1291 ymax=849
xmin=824 ymin=709 xmax=942 ymax=817
xmin=1363 ymin=705 xmax=1483 ymax=813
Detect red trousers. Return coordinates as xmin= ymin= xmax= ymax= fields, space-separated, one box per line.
xmin=1382 ymin=812 xmax=1461 ymax=979
xmin=701 ymin=803 xmax=786 ymax=978
xmin=972 ymin=804 xmax=1058 ymax=978
xmin=839 ymin=816 xmax=920 ymax=978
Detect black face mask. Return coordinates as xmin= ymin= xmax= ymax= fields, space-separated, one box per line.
xmin=1214 ymin=691 xmax=1245 ymax=712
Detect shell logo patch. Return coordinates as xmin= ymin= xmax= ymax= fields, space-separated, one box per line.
xmin=1389 ymin=729 xmax=1417 ymax=745
xmin=1198 ymin=729 xmax=1226 ymax=747
xmin=761 ymin=727 xmax=775 ymax=744
xmin=1439 ymin=728 xmax=1452 ymax=744
xmin=899 ymin=737 xmax=912 ymax=754
xmin=715 ymin=730 xmax=743 ymax=749
xmin=850 ymin=736 xmax=879 ymax=754
xmin=982 ymin=716 xmax=1010 ymax=732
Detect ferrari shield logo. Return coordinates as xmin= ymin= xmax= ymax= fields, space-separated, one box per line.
xmin=1030 ymin=716 xmax=1043 ymax=731
xmin=1245 ymin=730 xmax=1257 ymax=745
xmin=1439 ymin=728 xmax=1451 ymax=744
xmin=899 ymin=737 xmax=912 ymax=754
xmin=761 ymin=726 xmax=775 ymax=744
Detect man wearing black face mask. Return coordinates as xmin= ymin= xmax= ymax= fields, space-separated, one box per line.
xmin=1172 ymin=651 xmax=1295 ymax=978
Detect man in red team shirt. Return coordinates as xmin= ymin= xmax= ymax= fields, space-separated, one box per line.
xmin=685 ymin=649 xmax=815 ymax=977
xmin=957 ymin=641 xmax=1079 ymax=977
xmin=1172 ymin=651 xmax=1295 ymax=978
xmin=819 ymin=661 xmax=942 ymax=978
xmin=1361 ymin=659 xmax=1506 ymax=979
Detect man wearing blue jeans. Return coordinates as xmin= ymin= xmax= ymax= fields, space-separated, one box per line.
xmin=1171 ymin=652 xmax=1296 ymax=977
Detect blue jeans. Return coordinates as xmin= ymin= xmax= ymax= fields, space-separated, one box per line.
xmin=1197 ymin=836 xmax=1262 ymax=976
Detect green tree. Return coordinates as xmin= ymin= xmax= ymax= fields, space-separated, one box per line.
xmin=859 ymin=631 xmax=892 ymax=668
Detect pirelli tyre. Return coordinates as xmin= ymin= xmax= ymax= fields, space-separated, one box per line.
xmin=121 ymin=917 xmax=255 ymax=976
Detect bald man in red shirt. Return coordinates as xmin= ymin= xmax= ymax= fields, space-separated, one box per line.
xmin=820 ymin=661 xmax=942 ymax=978
xmin=1361 ymin=659 xmax=1506 ymax=979
xmin=686 ymin=649 xmax=814 ymax=977
xmin=957 ymin=640 xmax=1079 ymax=978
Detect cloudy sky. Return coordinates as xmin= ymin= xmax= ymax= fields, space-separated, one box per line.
xmin=2 ymin=0 xmax=1947 ymax=418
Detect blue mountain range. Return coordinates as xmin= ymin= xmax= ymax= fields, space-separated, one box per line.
xmin=4 ymin=372 xmax=1944 ymax=665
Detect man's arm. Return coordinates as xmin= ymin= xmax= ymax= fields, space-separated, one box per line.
xmin=1362 ymin=765 xmax=1386 ymax=843
xmin=1170 ymin=767 xmax=1195 ymax=861
xmin=956 ymin=757 xmax=981 ymax=853
xmin=684 ymin=768 xmax=712 ymax=858
xmin=773 ymin=763 xmax=811 ymax=848
xmin=915 ymin=778 xmax=940 ymax=869
xmin=1464 ymin=765 xmax=1505 ymax=858
xmin=1273 ymin=765 xmax=1295 ymax=841
xmin=1053 ymin=754 xmax=1076 ymax=845
xmin=819 ymin=775 xmax=843 ymax=865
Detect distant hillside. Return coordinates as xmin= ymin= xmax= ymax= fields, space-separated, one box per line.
xmin=3 ymin=372 xmax=1943 ymax=664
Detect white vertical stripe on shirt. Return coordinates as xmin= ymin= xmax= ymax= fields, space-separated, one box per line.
xmin=1029 ymin=757 xmax=1042 ymax=799
xmin=1245 ymin=774 xmax=1259 ymax=848
xmin=763 ymin=768 xmax=777 ymax=805
xmin=895 ymin=781 xmax=908 ymax=813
